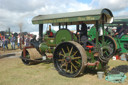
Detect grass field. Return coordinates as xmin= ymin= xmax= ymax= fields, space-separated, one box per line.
xmin=0 ymin=57 xmax=128 ymax=85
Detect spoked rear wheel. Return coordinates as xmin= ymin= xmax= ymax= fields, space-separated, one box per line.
xmin=53 ymin=41 xmax=87 ymax=77
xmin=99 ymin=35 xmax=117 ymax=54
xmin=98 ymin=35 xmax=117 ymax=62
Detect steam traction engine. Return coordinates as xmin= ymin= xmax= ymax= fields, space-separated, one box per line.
xmin=88 ymin=16 xmax=128 ymax=59
xmin=20 ymin=8 xmax=116 ymax=77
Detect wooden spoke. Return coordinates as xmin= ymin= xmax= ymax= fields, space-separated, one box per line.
xmin=69 ymin=47 xmax=73 ymax=56
xmin=59 ymin=53 xmax=65 ymax=57
xmin=98 ymin=42 xmax=102 ymax=46
xmin=103 ymin=50 xmax=107 ymax=54
xmin=103 ymin=51 xmax=109 ymax=57
xmin=105 ymin=39 xmax=111 ymax=44
xmin=62 ymin=48 xmax=65 ymax=55
xmin=67 ymin=46 xmax=70 ymax=52
xmin=71 ymin=62 xmax=78 ymax=70
xmin=58 ymin=59 xmax=65 ymax=61
xmin=107 ymin=41 xmax=111 ymax=44
xmin=105 ymin=39 xmax=109 ymax=43
xmin=72 ymin=57 xmax=81 ymax=60
xmin=75 ymin=60 xmax=81 ymax=65
xmin=72 ymin=51 xmax=78 ymax=56
xmin=105 ymin=51 xmax=109 ymax=56
xmin=61 ymin=63 xmax=66 ymax=68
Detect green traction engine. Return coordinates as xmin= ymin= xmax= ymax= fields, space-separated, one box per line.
xmin=111 ymin=17 xmax=128 ymax=56
xmin=88 ymin=17 xmax=128 ymax=57
xmin=21 ymin=8 xmax=115 ymax=77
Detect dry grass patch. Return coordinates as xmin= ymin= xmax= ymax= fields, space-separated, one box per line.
xmin=0 ymin=58 xmax=128 ymax=85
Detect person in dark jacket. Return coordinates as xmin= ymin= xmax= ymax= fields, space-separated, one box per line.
xmin=123 ymin=23 xmax=128 ymax=35
xmin=80 ymin=23 xmax=95 ymax=48
xmin=116 ymin=24 xmax=122 ymax=34
xmin=115 ymin=24 xmax=125 ymax=38
xmin=4 ymin=36 xmax=8 ymax=49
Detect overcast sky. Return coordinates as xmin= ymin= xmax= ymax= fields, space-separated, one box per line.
xmin=0 ymin=0 xmax=128 ymax=32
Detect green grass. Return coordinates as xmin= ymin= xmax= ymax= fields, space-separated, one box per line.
xmin=0 ymin=58 xmax=128 ymax=85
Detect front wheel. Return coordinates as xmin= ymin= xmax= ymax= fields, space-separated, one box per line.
xmin=53 ymin=41 xmax=87 ymax=77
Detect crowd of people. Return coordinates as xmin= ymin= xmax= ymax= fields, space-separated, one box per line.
xmin=0 ymin=34 xmax=32 ymax=51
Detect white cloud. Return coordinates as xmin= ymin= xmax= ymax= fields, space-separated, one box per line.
xmin=0 ymin=0 xmax=47 ymax=12
xmin=0 ymin=0 xmax=91 ymax=32
xmin=117 ymin=10 xmax=128 ymax=16
xmin=0 ymin=0 xmax=127 ymax=33
xmin=91 ymin=0 xmax=128 ymax=11
xmin=0 ymin=8 xmax=34 ymax=32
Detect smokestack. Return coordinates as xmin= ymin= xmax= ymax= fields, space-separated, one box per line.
xmin=9 ymin=28 xmax=10 ymax=36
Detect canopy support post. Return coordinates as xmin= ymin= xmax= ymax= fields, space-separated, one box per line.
xmin=76 ymin=25 xmax=79 ymax=32
xmin=66 ymin=22 xmax=67 ymax=29
xmin=39 ymin=24 xmax=43 ymax=42
xmin=96 ymin=21 xmax=99 ymax=48
xmin=59 ymin=23 xmax=61 ymax=30
xmin=102 ymin=14 xmax=105 ymax=46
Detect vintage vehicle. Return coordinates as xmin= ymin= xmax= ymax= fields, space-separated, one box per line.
xmin=107 ymin=17 xmax=128 ymax=58
xmin=88 ymin=16 xmax=128 ymax=58
xmin=20 ymin=8 xmax=115 ymax=77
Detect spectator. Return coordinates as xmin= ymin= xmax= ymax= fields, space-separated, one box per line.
xmin=2 ymin=36 xmax=6 ymax=51
xmin=24 ymin=35 xmax=27 ymax=45
xmin=17 ymin=35 xmax=20 ymax=49
xmin=0 ymin=37 xmax=2 ymax=49
xmin=4 ymin=36 xmax=8 ymax=49
xmin=29 ymin=34 xmax=33 ymax=40
xmin=25 ymin=35 xmax=30 ymax=46
xmin=10 ymin=34 xmax=16 ymax=50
